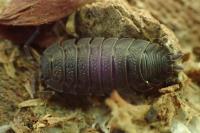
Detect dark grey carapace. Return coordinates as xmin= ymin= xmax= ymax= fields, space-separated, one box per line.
xmin=41 ymin=38 xmax=182 ymax=95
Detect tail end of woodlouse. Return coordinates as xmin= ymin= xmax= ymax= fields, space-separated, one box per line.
xmin=166 ymin=51 xmax=183 ymax=74
xmin=139 ymin=44 xmax=184 ymax=92
xmin=172 ymin=64 xmax=183 ymax=72
xmin=167 ymin=51 xmax=183 ymax=61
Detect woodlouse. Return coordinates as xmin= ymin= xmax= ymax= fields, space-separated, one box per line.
xmin=41 ymin=37 xmax=182 ymax=95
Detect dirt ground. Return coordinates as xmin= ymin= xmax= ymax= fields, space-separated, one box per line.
xmin=0 ymin=0 xmax=200 ymax=133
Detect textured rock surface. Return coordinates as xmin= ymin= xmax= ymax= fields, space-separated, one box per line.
xmin=127 ymin=0 xmax=200 ymax=47
xmin=75 ymin=0 xmax=181 ymax=53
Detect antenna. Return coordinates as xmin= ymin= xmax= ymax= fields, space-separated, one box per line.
xmin=23 ymin=27 xmax=40 ymax=61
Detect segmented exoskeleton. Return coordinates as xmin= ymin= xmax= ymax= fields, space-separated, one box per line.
xmin=41 ymin=38 xmax=182 ymax=95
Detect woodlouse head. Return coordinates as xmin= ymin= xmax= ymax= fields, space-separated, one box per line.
xmin=40 ymin=52 xmax=52 ymax=81
xmin=40 ymin=44 xmax=65 ymax=92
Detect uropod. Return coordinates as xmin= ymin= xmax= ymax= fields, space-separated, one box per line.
xmin=41 ymin=38 xmax=183 ymax=95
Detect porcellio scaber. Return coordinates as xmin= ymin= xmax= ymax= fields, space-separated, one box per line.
xmin=41 ymin=38 xmax=182 ymax=95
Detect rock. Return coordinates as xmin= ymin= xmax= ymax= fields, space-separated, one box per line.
xmin=127 ymin=0 xmax=200 ymax=47
xmin=75 ymin=0 xmax=181 ymax=53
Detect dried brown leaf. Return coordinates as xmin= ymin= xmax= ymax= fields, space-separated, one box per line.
xmin=0 ymin=41 xmax=18 ymax=78
xmin=23 ymin=79 xmax=36 ymax=98
xmin=3 ymin=63 xmax=16 ymax=78
xmin=10 ymin=121 xmax=31 ymax=133
xmin=18 ymin=99 xmax=44 ymax=108
xmin=0 ymin=0 xmax=94 ymax=25
xmin=33 ymin=113 xmax=77 ymax=130
xmin=159 ymin=84 xmax=180 ymax=94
